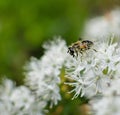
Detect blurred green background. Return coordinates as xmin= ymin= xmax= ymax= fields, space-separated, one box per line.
xmin=0 ymin=0 xmax=120 ymax=83
xmin=0 ymin=0 xmax=120 ymax=114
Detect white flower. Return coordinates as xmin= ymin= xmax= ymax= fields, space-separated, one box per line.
xmin=0 ymin=78 xmax=45 ymax=115
xmin=83 ymin=8 xmax=120 ymax=41
xmin=90 ymin=79 xmax=120 ymax=115
xmin=65 ymin=37 xmax=120 ymax=99
xmin=10 ymin=86 xmax=34 ymax=110
xmin=24 ymin=37 xmax=68 ymax=107
xmin=90 ymin=96 xmax=120 ymax=115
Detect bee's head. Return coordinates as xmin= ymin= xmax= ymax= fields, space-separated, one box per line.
xmin=67 ymin=46 xmax=75 ymax=57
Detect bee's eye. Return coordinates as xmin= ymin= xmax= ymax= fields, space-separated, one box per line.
xmin=69 ymin=47 xmax=74 ymax=52
xmin=68 ymin=47 xmax=72 ymax=50
xmin=68 ymin=47 xmax=75 ymax=56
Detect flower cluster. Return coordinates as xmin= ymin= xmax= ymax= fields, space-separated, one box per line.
xmin=65 ymin=37 xmax=120 ymax=99
xmin=1 ymin=35 xmax=120 ymax=115
xmin=0 ymin=78 xmax=45 ymax=115
xmin=0 ymin=37 xmax=69 ymax=115
xmin=24 ymin=37 xmax=68 ymax=107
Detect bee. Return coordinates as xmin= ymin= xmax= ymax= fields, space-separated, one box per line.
xmin=67 ymin=39 xmax=94 ymax=57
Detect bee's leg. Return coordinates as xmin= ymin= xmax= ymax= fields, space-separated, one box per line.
xmin=75 ymin=53 xmax=78 ymax=60
xmin=73 ymin=53 xmax=75 ymax=57
xmin=76 ymin=51 xmax=78 ymax=57
xmin=74 ymin=50 xmax=78 ymax=59
xmin=80 ymin=50 xmax=83 ymax=61
xmin=93 ymin=49 xmax=97 ymax=52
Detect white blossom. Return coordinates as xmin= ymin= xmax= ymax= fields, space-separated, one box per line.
xmin=65 ymin=37 xmax=120 ymax=99
xmin=24 ymin=37 xmax=68 ymax=107
xmin=0 ymin=78 xmax=45 ymax=115
xmin=90 ymin=79 xmax=120 ymax=115
xmin=83 ymin=8 xmax=120 ymax=41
